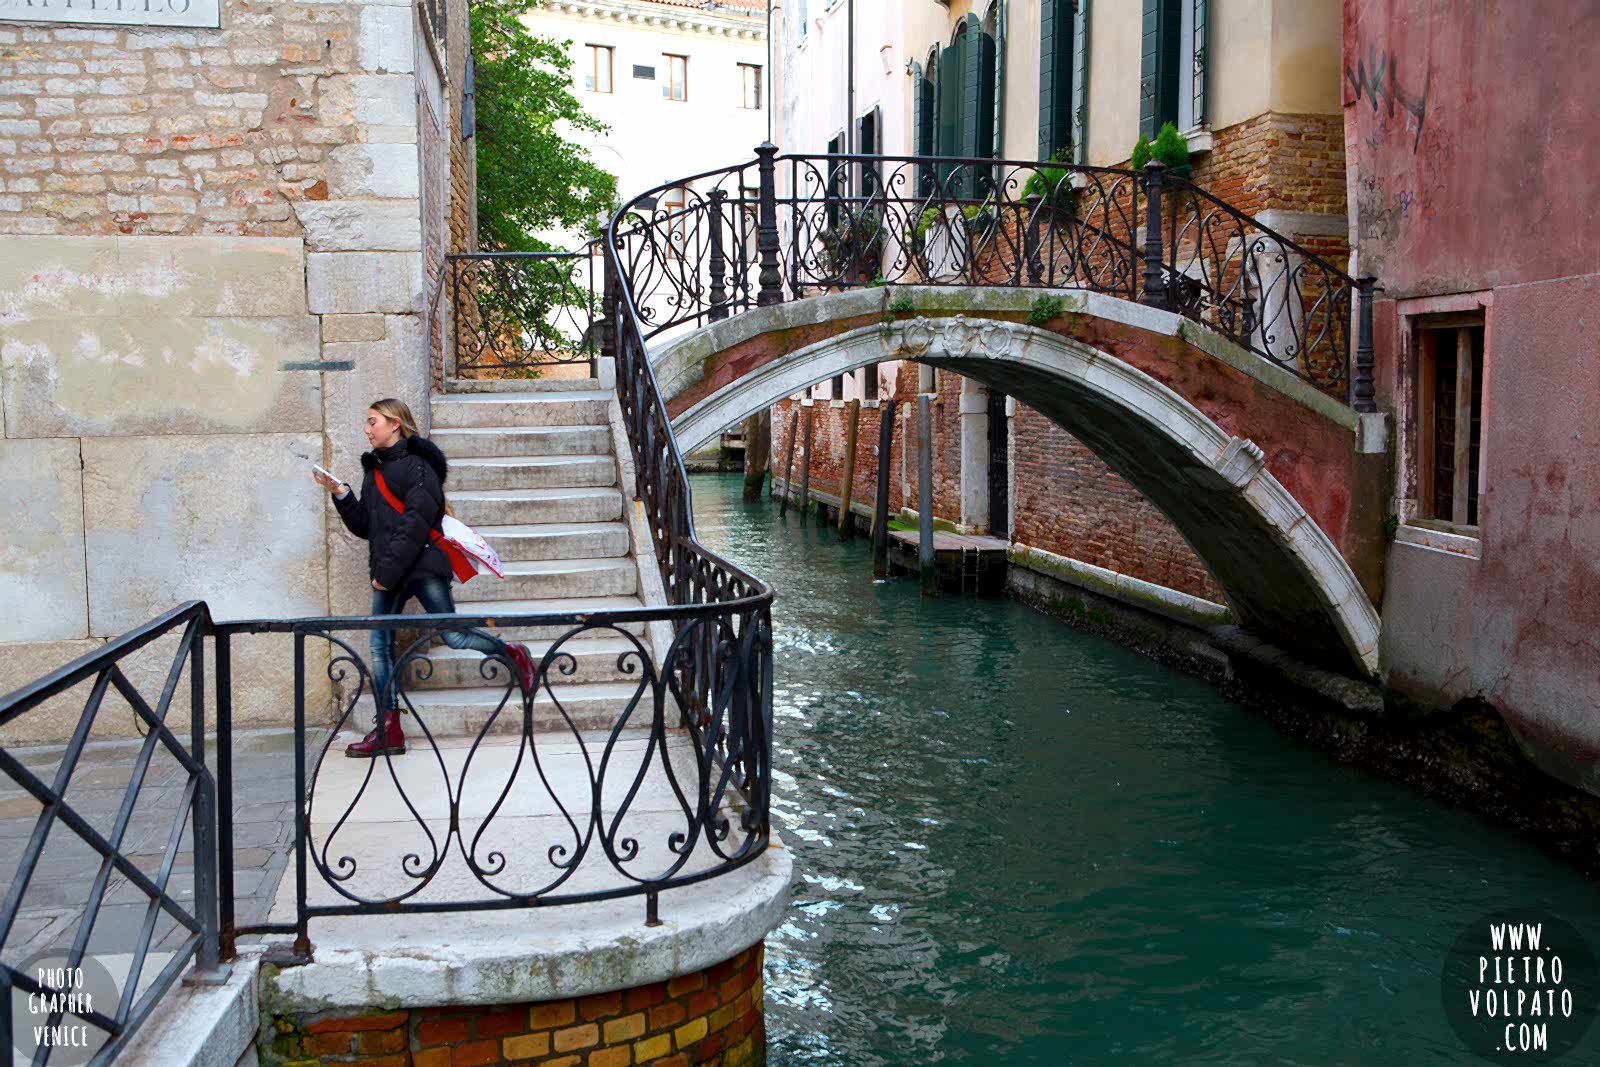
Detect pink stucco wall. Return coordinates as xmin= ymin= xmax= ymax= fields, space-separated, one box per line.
xmin=1348 ymin=0 xmax=1600 ymax=789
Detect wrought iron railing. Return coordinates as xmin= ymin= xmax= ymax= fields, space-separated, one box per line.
xmin=445 ymin=250 xmax=600 ymax=377
xmin=602 ymin=148 xmax=1376 ymax=409
xmin=0 ymin=594 xmax=773 ymax=1063
xmin=0 ymin=602 xmax=223 ymax=1067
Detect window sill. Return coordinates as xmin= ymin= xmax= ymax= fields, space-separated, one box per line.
xmin=1395 ymin=522 xmax=1482 ymax=560
xmin=1182 ymin=127 xmax=1214 ymax=156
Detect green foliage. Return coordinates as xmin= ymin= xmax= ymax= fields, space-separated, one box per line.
xmin=472 ymin=0 xmax=618 ymax=252
xmin=819 ymin=207 xmax=885 ymax=275
xmin=1383 ymin=513 xmax=1400 ymax=541
xmin=961 ymin=203 xmax=995 ymax=233
xmin=1130 ymin=134 xmax=1153 ymax=170
xmin=1022 ymin=146 xmax=1073 ymax=201
xmin=1027 ymin=295 xmax=1066 ymax=325
xmin=915 ymin=207 xmax=942 ymax=238
xmin=1153 ymin=122 xmax=1189 ymax=169
xmin=867 ymin=275 xmax=891 ymax=288
xmin=889 ymin=293 xmax=916 ymax=314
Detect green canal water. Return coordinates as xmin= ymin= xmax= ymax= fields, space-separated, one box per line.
xmin=687 ymin=473 xmax=1600 ymax=1065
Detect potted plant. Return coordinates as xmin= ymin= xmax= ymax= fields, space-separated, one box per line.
xmin=961 ymin=203 xmax=995 ymax=239
xmin=1131 ymin=122 xmax=1190 ymax=178
xmin=1022 ymin=146 xmax=1076 ymax=212
xmin=818 ymin=206 xmax=885 ymax=281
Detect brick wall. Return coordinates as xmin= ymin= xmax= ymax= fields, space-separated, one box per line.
xmin=1010 ymin=404 xmax=1223 ymax=599
xmin=0 ymin=7 xmax=361 ymax=238
xmin=265 ymin=944 xmax=765 ymax=1067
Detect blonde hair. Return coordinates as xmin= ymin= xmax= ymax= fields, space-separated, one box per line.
xmin=369 ymin=397 xmax=453 ymax=516
xmin=369 ymin=398 xmax=420 ymax=439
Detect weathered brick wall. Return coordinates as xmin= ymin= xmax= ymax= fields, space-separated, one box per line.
xmin=266 ymin=944 xmax=765 ymax=1067
xmin=1190 ymin=110 xmax=1347 ymax=219
xmin=771 ymin=369 xmax=963 ymax=522
xmin=0 ymin=6 xmax=364 ymax=237
xmin=1010 ymin=404 xmax=1223 ymax=600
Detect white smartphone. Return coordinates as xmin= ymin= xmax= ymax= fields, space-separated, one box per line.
xmin=312 ymin=463 xmax=344 ymax=486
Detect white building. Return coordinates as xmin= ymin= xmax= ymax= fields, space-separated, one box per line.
xmin=524 ymin=0 xmax=771 ymax=247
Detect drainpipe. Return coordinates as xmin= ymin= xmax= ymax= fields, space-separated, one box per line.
xmin=846 ymin=0 xmax=855 ymax=154
xmin=994 ymin=0 xmax=1006 ymax=159
xmin=767 ymin=0 xmax=776 ymax=144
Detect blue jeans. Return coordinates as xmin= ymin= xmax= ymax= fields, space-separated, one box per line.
xmin=369 ymin=574 xmax=505 ymax=711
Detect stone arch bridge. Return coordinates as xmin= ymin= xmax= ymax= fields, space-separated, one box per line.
xmin=651 ymin=286 xmax=1389 ymax=676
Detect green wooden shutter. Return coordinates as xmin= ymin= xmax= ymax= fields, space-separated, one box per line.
xmin=976 ymin=24 xmax=997 ymax=159
xmin=1071 ymin=0 xmax=1090 ymax=163
xmin=1140 ymin=0 xmax=1181 ymax=139
xmin=1038 ymin=0 xmax=1073 ymax=159
xmin=913 ymin=60 xmax=935 ymax=194
xmin=1191 ymin=0 xmax=1208 ymax=128
xmin=959 ymin=15 xmax=983 ymax=161
xmin=937 ymin=34 xmax=965 ymax=184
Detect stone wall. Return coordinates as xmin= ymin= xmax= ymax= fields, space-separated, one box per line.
xmin=264 ymin=944 xmax=766 ymax=1067
xmin=0 ymin=0 xmax=472 ymax=740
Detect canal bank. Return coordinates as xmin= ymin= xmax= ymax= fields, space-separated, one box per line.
xmin=689 ymin=471 xmax=1600 ymax=1063
xmin=769 ymin=471 xmax=1600 ymax=881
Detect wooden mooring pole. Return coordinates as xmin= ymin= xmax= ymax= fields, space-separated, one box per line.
xmin=779 ymin=401 xmax=801 ymax=515
xmin=798 ymin=403 xmax=814 ymax=525
xmin=917 ymin=393 xmax=936 ymax=595
xmin=837 ymin=399 xmax=861 ymax=539
xmin=872 ymin=399 xmax=897 ymax=578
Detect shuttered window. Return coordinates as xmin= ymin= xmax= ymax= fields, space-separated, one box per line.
xmin=1071 ymin=0 xmax=1090 ymax=161
xmin=1038 ymin=0 xmax=1074 ymax=159
xmin=1139 ymin=0 xmax=1182 ymax=138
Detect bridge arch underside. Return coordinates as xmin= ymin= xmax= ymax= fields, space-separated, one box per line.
xmin=670 ymin=315 xmax=1382 ymax=676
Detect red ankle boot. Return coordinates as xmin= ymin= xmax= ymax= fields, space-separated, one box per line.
xmin=505 ymin=643 xmax=538 ymax=695
xmin=345 ymin=708 xmax=407 ymax=758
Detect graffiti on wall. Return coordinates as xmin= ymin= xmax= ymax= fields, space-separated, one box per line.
xmin=1346 ymin=42 xmax=1432 ymax=153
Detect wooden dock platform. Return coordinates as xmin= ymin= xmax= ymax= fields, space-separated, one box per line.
xmin=887 ymin=529 xmax=1010 ymax=595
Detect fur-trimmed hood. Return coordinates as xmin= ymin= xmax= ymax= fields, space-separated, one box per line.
xmin=360 ymin=434 xmax=449 ymax=485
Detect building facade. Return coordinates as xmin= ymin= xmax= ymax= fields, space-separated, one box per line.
xmin=522 ymin=0 xmax=769 ymax=250
xmin=769 ymin=0 xmax=1347 ymax=606
xmin=0 ymin=0 xmax=477 ymax=738
xmin=1346 ymin=0 xmax=1600 ymax=794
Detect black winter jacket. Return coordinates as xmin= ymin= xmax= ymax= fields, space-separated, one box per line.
xmin=333 ymin=436 xmax=455 ymax=592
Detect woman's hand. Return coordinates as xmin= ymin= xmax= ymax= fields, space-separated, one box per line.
xmin=312 ymin=469 xmax=345 ymax=495
xmin=372 ymin=580 xmax=387 ymax=591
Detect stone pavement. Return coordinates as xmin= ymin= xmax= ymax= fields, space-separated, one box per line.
xmin=0 ymin=727 xmax=326 ymax=975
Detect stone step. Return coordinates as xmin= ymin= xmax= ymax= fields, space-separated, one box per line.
xmin=432 ymin=425 xmax=613 ymax=459
xmin=480 ymin=522 xmax=631 ymax=562
xmin=431 ymin=392 xmax=612 ymax=430
xmin=457 ymin=558 xmax=638 ymax=603
xmin=360 ymin=682 xmax=665 ymax=737
xmin=443 ymin=378 xmax=603 ymax=394
xmin=459 ymin=596 xmax=652 ymax=641
xmin=450 ymin=455 xmax=617 ymax=491
xmin=449 ymin=487 xmax=623 ymax=526
xmin=406 ymin=636 xmax=651 ymax=689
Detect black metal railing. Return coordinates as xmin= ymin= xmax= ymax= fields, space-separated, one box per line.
xmin=602 ymin=148 xmax=1376 ymax=409
xmin=1 ymin=594 xmax=773 ymax=1064
xmin=445 ymin=250 xmax=600 ymax=377
xmin=0 ymin=603 xmax=222 ymax=1067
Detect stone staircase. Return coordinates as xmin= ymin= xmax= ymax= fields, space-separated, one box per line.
xmin=368 ymin=376 xmax=661 ymax=738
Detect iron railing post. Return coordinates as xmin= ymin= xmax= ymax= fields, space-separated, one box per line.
xmin=708 ymin=188 xmax=729 ymax=321
xmin=1141 ymin=160 xmax=1168 ymax=307
xmin=1354 ymin=276 xmax=1377 ymax=413
xmin=187 ymin=623 xmax=225 ymax=982
xmin=215 ymin=630 xmax=235 ymax=962
xmin=755 ymin=142 xmax=784 ymax=307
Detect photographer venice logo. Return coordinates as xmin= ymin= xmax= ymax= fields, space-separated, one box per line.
xmin=1441 ymin=910 xmax=1600 ymax=1062
xmin=9 ymin=951 xmax=119 ymax=1066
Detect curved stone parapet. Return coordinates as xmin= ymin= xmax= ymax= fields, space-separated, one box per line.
xmin=657 ymin=287 xmax=1387 ymax=676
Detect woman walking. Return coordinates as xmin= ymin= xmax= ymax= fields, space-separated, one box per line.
xmin=313 ymin=398 xmax=537 ymax=757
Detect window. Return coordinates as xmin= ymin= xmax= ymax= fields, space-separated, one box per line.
xmin=832 ymin=372 xmax=846 ymax=400
xmin=1140 ymin=0 xmax=1182 ymax=138
xmin=855 ymin=106 xmax=879 ymax=195
xmin=663 ymin=54 xmax=688 ymax=101
xmin=798 ymin=0 xmax=807 ymax=40
xmin=585 ymin=45 xmax=613 ymax=93
xmin=740 ymin=63 xmax=762 ymax=109
xmin=1178 ymin=0 xmax=1209 ymax=133
xmin=1415 ymin=318 xmax=1486 ymax=528
xmin=661 ymin=187 xmax=687 ymax=257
